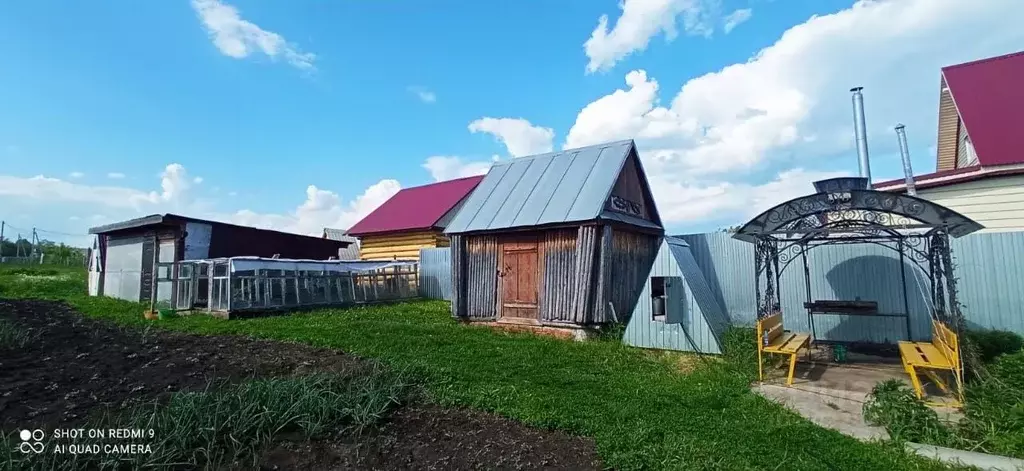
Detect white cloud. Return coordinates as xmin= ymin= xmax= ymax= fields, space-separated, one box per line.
xmin=229 ymin=180 xmax=401 ymax=235
xmin=107 ymin=172 xmax=126 ymax=179
xmin=723 ymin=8 xmax=752 ymax=33
xmin=650 ymin=169 xmax=847 ymax=224
xmin=191 ymin=0 xmax=316 ymax=70
xmin=0 ymin=162 xmax=400 ymax=237
xmin=568 ymin=0 xmax=1024 ymax=176
xmin=566 ymin=0 xmax=1024 ymax=227
xmin=422 ymin=156 xmax=496 ymax=182
xmin=408 ymin=86 xmax=437 ymax=104
xmin=69 ymin=171 xmax=84 ymax=179
xmin=584 ymin=0 xmax=721 ymax=73
xmin=193 ymin=176 xmax=204 ymax=184
xmin=468 ymin=117 xmax=555 ymax=158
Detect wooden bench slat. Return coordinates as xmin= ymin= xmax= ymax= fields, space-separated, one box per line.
xmin=898 ymin=341 xmax=953 ymax=369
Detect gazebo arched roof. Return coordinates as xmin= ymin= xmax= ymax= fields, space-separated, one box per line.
xmin=733 ymin=179 xmax=984 ymax=243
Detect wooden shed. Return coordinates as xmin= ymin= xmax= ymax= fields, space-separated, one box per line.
xmin=346 ymin=176 xmax=483 ymax=261
xmin=445 ymin=140 xmax=664 ymax=333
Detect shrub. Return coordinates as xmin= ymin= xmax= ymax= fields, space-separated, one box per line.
xmin=863 ymin=380 xmax=956 ymax=446
xmin=965 ymin=329 xmax=1024 ymax=363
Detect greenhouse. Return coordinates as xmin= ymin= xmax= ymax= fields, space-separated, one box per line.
xmin=153 ymin=256 xmax=419 ymax=316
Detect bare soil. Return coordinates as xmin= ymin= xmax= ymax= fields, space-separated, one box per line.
xmin=0 ymin=299 xmax=601 ymax=470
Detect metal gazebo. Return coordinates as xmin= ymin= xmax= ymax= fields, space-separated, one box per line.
xmin=732 ymin=177 xmax=983 ymax=344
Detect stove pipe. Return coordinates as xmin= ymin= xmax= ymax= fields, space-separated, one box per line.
xmin=895 ymin=124 xmax=917 ymax=196
xmin=850 ymin=87 xmax=872 ymax=182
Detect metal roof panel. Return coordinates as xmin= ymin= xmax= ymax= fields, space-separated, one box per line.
xmin=566 ymin=141 xmax=632 ymax=222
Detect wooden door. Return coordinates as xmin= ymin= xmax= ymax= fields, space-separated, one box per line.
xmin=500 ymin=237 xmax=540 ymax=319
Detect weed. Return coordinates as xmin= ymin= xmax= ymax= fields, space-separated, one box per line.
xmin=864 ymin=380 xmax=957 ymax=445
xmin=0 ymin=318 xmax=36 ymax=350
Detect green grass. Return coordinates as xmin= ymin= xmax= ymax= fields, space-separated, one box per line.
xmin=1 ymin=370 xmax=411 ymax=470
xmin=864 ymin=334 xmax=1024 ymax=459
xmin=0 ymin=266 xmax=954 ymax=470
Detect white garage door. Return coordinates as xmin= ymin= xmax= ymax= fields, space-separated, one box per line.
xmin=102 ymin=237 xmax=144 ymax=301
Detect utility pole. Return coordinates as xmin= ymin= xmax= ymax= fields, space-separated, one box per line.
xmin=15 ymin=233 xmax=22 ymax=258
xmin=0 ymin=220 xmax=5 ymax=257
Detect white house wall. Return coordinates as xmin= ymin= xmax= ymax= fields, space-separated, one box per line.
xmin=624 ymin=240 xmax=723 ymax=354
xmin=916 ymin=174 xmax=1024 ymax=232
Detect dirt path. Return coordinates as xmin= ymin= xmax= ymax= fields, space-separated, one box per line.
xmin=0 ymin=299 xmax=601 ymax=470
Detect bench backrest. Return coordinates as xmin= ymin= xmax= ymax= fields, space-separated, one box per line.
xmin=756 ymin=313 xmax=784 ymax=350
xmin=931 ymin=320 xmax=960 ymax=369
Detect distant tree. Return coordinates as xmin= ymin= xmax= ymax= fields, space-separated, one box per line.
xmin=718 ymin=225 xmax=742 ymax=233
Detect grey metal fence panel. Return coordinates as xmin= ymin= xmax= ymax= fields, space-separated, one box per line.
xmin=678 ymin=230 xmax=1024 ymax=340
xmin=419 ymin=247 xmax=452 ymax=300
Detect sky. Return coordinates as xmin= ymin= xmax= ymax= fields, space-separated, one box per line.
xmin=0 ymin=0 xmax=1021 ymax=246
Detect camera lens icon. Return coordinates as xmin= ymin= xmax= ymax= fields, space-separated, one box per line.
xmin=19 ymin=429 xmax=44 ymax=441
xmin=18 ymin=430 xmax=45 ymax=454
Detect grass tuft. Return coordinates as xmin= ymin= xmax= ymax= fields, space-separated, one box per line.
xmin=0 ymin=318 xmax=36 ymax=350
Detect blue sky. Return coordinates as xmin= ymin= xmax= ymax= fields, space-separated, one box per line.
xmin=1 ymin=0 xmax=1021 ymax=245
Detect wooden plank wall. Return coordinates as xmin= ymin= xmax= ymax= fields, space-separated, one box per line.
xmin=540 ymin=229 xmax=578 ymax=322
xmin=359 ymin=231 xmax=447 ymax=261
xmin=464 ymin=236 xmax=498 ymax=319
xmin=570 ymin=225 xmax=600 ymax=323
xmin=607 ymin=230 xmax=661 ymax=324
xmin=450 ymin=235 xmax=465 ymax=318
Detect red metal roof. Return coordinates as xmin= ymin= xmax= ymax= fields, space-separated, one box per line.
xmin=942 ymin=50 xmax=1024 ymax=167
xmin=346 ymin=176 xmax=484 ymax=236
xmin=873 ymin=165 xmax=1024 ymax=192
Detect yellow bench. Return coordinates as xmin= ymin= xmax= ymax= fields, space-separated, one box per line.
xmin=756 ymin=313 xmax=811 ymax=386
xmin=898 ymin=320 xmax=963 ymax=406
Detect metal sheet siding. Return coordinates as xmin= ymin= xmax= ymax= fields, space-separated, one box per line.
xmin=419 ymin=247 xmax=452 ymax=300
xmin=445 ymin=140 xmax=641 ymax=234
xmin=489 ymin=157 xmax=553 ymax=229
xmin=565 ymin=143 xmax=632 ymax=222
xmin=669 ymin=240 xmax=730 ymax=339
xmin=472 ymin=160 xmax=532 ymax=230
xmin=536 ymin=150 xmax=599 ymax=225
xmin=624 ymin=239 xmax=722 ymax=354
xmin=678 ymin=230 xmax=1024 ymax=341
xmin=512 ymin=152 xmax=574 ymax=228
xmin=446 ymin=165 xmax=510 ymax=234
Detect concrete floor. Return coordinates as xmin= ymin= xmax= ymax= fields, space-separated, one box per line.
xmin=753 ymin=345 xmax=959 ymax=441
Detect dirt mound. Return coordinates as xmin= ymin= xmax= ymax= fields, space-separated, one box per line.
xmin=0 ymin=299 xmax=365 ymax=430
xmin=0 ymin=299 xmax=600 ymax=470
xmin=261 ymin=405 xmax=602 ymax=470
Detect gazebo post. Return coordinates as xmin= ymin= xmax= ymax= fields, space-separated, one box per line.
xmin=897 ymin=238 xmax=913 ymax=341
xmin=801 ymin=244 xmax=814 ymax=341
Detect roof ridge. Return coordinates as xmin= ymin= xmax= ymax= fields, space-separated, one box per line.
xmin=398 ymin=175 xmax=484 ymax=192
xmin=942 ymin=50 xmax=1024 ymax=71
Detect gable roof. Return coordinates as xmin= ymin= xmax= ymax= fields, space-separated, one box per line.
xmin=346 ymin=176 xmax=483 ymax=236
xmin=937 ymin=50 xmax=1024 ymax=169
xmin=322 ymin=228 xmax=361 ymax=260
xmin=444 ymin=139 xmax=663 ymax=234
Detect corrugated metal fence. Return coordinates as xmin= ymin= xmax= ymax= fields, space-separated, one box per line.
xmin=419 ymin=232 xmax=1024 ymax=340
xmin=679 ymin=231 xmax=1024 ymax=341
xmin=419 ymin=247 xmax=452 ymax=301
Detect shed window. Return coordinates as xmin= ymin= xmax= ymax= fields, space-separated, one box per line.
xmin=651 ymin=277 xmax=667 ymax=322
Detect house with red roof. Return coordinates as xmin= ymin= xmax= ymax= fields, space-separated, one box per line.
xmin=343 ymin=176 xmax=484 ymax=261
xmin=875 ymin=50 xmax=1024 ymax=232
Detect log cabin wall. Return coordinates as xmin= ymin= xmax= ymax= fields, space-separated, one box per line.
xmin=359 ymin=230 xmax=447 ymax=261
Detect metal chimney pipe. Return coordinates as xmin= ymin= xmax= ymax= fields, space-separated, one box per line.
xmin=850 ymin=87 xmax=872 ymax=182
xmin=895 ymin=124 xmax=917 ymax=196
